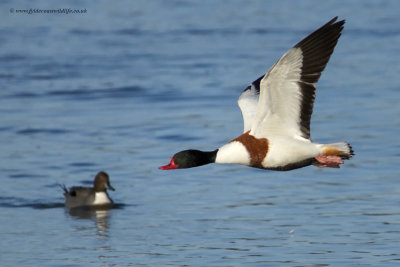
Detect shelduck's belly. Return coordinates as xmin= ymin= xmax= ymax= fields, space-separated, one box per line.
xmin=215 ymin=132 xmax=323 ymax=170
xmin=262 ymin=137 xmax=322 ymax=169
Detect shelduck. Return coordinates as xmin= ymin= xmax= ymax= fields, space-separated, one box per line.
xmin=160 ymin=17 xmax=353 ymax=171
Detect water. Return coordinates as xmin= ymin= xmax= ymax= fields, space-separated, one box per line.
xmin=1 ymin=0 xmax=400 ymax=265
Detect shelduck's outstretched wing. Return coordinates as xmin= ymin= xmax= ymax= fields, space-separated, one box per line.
xmin=249 ymin=17 xmax=344 ymax=140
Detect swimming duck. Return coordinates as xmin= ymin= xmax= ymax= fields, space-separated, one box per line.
xmin=62 ymin=171 xmax=115 ymax=208
xmin=160 ymin=17 xmax=353 ymax=171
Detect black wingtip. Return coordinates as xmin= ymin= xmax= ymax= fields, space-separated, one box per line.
xmin=295 ymin=16 xmax=345 ymax=49
xmin=326 ymin=16 xmax=345 ymax=27
xmin=295 ymin=17 xmax=346 ymax=140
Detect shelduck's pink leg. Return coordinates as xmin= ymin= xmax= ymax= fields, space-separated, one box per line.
xmin=313 ymin=155 xmax=344 ymax=168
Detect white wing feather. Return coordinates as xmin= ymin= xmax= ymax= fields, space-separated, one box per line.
xmin=250 ymin=48 xmax=308 ymax=141
xmin=238 ymin=89 xmax=258 ymax=132
xmin=237 ymin=77 xmax=262 ymax=132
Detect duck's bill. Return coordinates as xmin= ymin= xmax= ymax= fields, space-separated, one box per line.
xmin=159 ymin=158 xmax=178 ymax=170
xmin=107 ymin=184 xmax=115 ymax=191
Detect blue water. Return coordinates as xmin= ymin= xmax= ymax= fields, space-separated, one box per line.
xmin=1 ymin=0 xmax=400 ymax=266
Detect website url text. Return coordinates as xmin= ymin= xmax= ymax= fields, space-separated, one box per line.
xmin=10 ymin=8 xmax=87 ymax=15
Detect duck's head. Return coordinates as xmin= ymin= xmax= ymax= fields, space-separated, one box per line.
xmin=159 ymin=149 xmax=218 ymax=170
xmin=94 ymin=171 xmax=115 ymax=192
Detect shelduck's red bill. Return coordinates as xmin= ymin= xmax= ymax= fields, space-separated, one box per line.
xmin=159 ymin=157 xmax=179 ymax=170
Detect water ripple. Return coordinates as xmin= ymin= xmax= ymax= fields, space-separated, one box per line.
xmin=16 ymin=128 xmax=70 ymax=135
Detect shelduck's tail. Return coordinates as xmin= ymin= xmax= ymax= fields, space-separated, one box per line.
xmin=322 ymin=142 xmax=354 ymax=159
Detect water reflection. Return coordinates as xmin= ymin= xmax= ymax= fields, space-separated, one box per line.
xmin=66 ymin=204 xmax=124 ymax=237
xmin=68 ymin=206 xmax=112 ymax=237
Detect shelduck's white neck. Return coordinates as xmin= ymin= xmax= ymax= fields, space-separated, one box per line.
xmin=215 ymin=141 xmax=250 ymax=165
